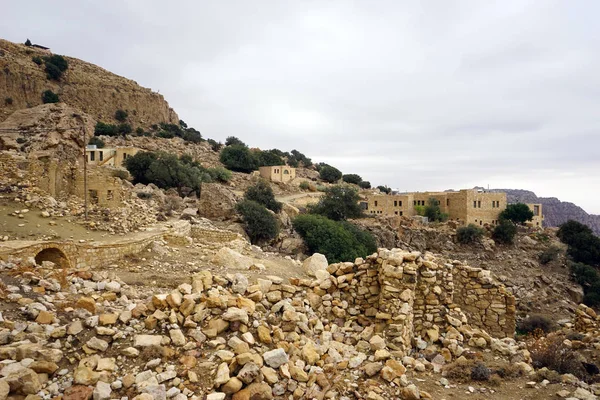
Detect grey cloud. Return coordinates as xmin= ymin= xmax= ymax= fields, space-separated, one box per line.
xmin=3 ymin=0 xmax=600 ymax=213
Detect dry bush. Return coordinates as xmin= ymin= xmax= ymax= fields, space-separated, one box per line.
xmin=471 ymin=362 xmax=491 ymax=381
xmin=159 ymin=195 xmax=184 ymax=217
xmin=529 ymin=336 xmax=585 ymax=379
xmin=489 ymin=374 xmax=502 ymax=387
xmin=494 ymin=363 xmax=525 ymax=379
xmin=535 ymin=367 xmax=561 ymax=383
xmin=518 ymin=315 xmax=555 ymax=336
xmin=443 ymin=359 xmax=477 ymax=382
xmin=140 ymin=345 xmax=165 ymax=361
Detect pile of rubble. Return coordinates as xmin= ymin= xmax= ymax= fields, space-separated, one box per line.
xmin=0 ymin=249 xmax=596 ymax=400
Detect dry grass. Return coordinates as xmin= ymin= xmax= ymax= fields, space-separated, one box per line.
xmin=529 ymin=335 xmax=586 ymax=379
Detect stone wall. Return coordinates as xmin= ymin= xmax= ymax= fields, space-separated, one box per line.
xmin=190 ymin=225 xmax=243 ymax=243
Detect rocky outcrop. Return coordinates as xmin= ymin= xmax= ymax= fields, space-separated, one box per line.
xmin=497 ymin=189 xmax=600 ymax=235
xmin=0 ymin=39 xmax=178 ymax=128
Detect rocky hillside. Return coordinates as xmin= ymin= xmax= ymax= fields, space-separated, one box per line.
xmin=0 ymin=39 xmax=178 ymax=128
xmin=496 ymin=189 xmax=600 ymax=235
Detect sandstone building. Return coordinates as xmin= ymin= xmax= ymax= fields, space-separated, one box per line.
xmin=86 ymin=146 xmax=140 ymax=168
xmin=527 ymin=203 xmax=544 ymax=227
xmin=363 ymin=188 xmax=543 ymax=226
xmin=259 ymin=165 xmax=296 ymax=183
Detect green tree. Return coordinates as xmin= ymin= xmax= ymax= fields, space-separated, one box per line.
xmin=115 ymin=109 xmax=128 ymax=122
xmin=94 ymin=122 xmax=118 ymax=136
xmin=225 ymin=136 xmax=246 ymax=147
xmin=88 ymin=136 xmax=105 ymax=148
xmin=319 ymin=165 xmax=342 ymax=183
xmin=44 ymin=55 xmax=68 ymax=81
xmin=288 ymin=149 xmax=312 ymax=167
xmin=424 ymin=197 xmax=448 ymax=222
xmin=118 ymin=123 xmax=132 ymax=135
xmin=293 ymin=214 xmax=376 ymax=263
xmin=45 ymin=63 xmax=62 ymax=80
xmin=358 ymin=181 xmax=371 ymax=189
xmin=244 ymin=180 xmax=282 ymax=213
xmin=220 ymin=144 xmax=258 ymax=173
xmin=557 ymin=220 xmax=600 ymax=266
xmin=558 ymin=220 xmax=594 ymax=246
xmin=124 ymin=151 xmax=159 ymax=185
xmin=309 ymin=185 xmax=364 ymax=221
xmin=456 ymin=224 xmax=485 ymax=244
xmin=499 ymin=203 xmax=534 ymax=224
xmin=492 ymin=220 xmax=517 ymax=244
xmin=256 ymin=150 xmax=284 ymax=167
xmin=236 ymin=200 xmax=279 ymax=244
xmin=377 ymin=185 xmax=392 ymax=194
xmin=342 ymin=174 xmax=362 ymax=185
xmin=41 ymin=90 xmax=59 ymax=104
xmin=207 ymin=166 xmax=232 ymax=183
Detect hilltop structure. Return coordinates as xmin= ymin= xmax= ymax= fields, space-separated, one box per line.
xmin=259 ymin=165 xmax=296 ymax=183
xmin=363 ymin=188 xmax=543 ymax=227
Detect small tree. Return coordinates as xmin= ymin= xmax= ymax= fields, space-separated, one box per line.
xmin=424 ymin=197 xmax=448 ymax=222
xmin=220 ymin=144 xmax=258 ymax=173
xmin=377 ymin=185 xmax=392 ymax=194
xmin=25 ymin=39 xmax=32 ymax=47
xmin=499 ymin=203 xmax=534 ymax=224
xmin=207 ymin=166 xmax=232 ymax=183
xmin=118 ymin=123 xmax=132 ymax=135
xmin=456 ymin=224 xmax=485 ymax=244
xmin=207 ymin=138 xmax=222 ymax=152
xmin=94 ymin=122 xmax=119 ymax=136
xmin=225 ymin=136 xmax=246 ymax=147
xmin=236 ymin=200 xmax=279 ymax=244
xmin=124 ymin=151 xmax=159 ymax=185
xmin=358 ymin=181 xmax=371 ymax=189
xmin=41 ymin=90 xmax=59 ymax=104
xmin=115 ymin=109 xmax=128 ymax=122
xmin=309 ymin=185 xmax=364 ymax=221
xmin=244 ymin=180 xmax=282 ymax=213
xmin=256 ymin=150 xmax=284 ymax=167
xmin=88 ymin=137 xmax=105 ymax=148
xmin=493 ymin=220 xmax=517 ymax=244
xmin=342 ymin=174 xmax=362 ymax=185
xmin=319 ymin=165 xmax=342 ymax=183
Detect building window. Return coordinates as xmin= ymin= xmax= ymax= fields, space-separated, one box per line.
xmin=414 ymin=200 xmax=417 ymax=206
xmin=446 ymin=199 xmax=450 ymax=206
xmin=400 ymin=211 xmax=403 ymax=216
xmin=283 ymin=170 xmax=289 ymax=174
xmin=374 ymin=201 xmax=378 ymax=206
xmin=473 ymin=201 xmax=477 ymax=208
xmin=399 ymin=201 xmax=402 ymax=206
xmin=89 ymin=189 xmax=99 ymax=204
xmin=90 ymin=151 xmax=95 ymax=161
xmin=99 ymin=151 xmax=103 ymax=161
xmin=478 ymin=200 xmax=481 ymax=208
xmin=480 ymin=220 xmax=483 ymax=226
xmin=394 ymin=211 xmax=398 ymax=215
xmin=394 ymin=200 xmax=397 ymax=207
xmin=534 ymin=205 xmax=540 ymax=216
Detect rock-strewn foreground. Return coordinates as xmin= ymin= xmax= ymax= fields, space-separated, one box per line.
xmin=2 ymin=249 xmax=600 ymax=400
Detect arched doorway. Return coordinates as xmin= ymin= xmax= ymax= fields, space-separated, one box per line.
xmin=34 ymin=248 xmax=70 ymax=269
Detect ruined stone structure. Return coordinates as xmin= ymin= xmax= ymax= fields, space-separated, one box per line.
xmin=304 ymin=248 xmax=515 ymax=348
xmin=259 ymin=165 xmax=296 ymax=183
xmin=364 ymin=189 xmax=509 ymax=226
xmin=86 ymin=146 xmax=140 ymax=168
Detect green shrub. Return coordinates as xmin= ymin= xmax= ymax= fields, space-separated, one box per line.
xmin=236 ymin=200 xmax=279 ymax=244
xmin=342 ymin=174 xmax=362 ymax=185
xmin=517 ymin=315 xmax=554 ymax=335
xmin=137 ymin=192 xmax=153 ymax=200
xmin=181 ymin=128 xmax=202 ymax=143
xmin=316 ymin=185 xmax=327 ymax=192
xmin=256 ymin=150 xmax=284 ymax=167
xmin=16 ymin=137 xmax=27 ymax=144
xmin=358 ymin=181 xmax=371 ymax=189
xmin=499 ymin=203 xmax=534 ymax=224
xmin=220 ymin=144 xmax=258 ymax=173
xmin=125 ymin=151 xmax=158 ymax=185
xmin=4 ymin=97 xmax=13 ymax=105
xmin=293 ymin=214 xmax=376 ymax=263
xmin=207 ymin=166 xmax=232 ymax=183
xmin=319 ymin=165 xmax=342 ymax=183
xmin=225 ymin=136 xmax=246 ymax=147
xmin=539 ymin=246 xmax=561 ymax=265
xmin=115 ymin=109 xmax=128 ymax=122
xmin=377 ymin=185 xmax=391 ymax=194
xmin=94 ymin=122 xmax=118 ymax=136
xmin=288 ymin=149 xmax=312 ymax=167
xmin=88 ymin=136 xmax=105 ymax=148
xmin=41 ymin=90 xmax=59 ymax=104
xmin=207 ymin=138 xmax=222 ymax=152
xmin=493 ymin=220 xmax=517 ymax=244
xmin=299 ymin=181 xmax=310 ymax=191
xmin=424 ymin=197 xmax=448 ymax=222
xmin=43 ymin=55 xmax=68 ymax=81
xmin=135 ymin=127 xmax=145 ymax=136
xmin=309 ymin=185 xmax=364 ymax=221
xmin=558 ymin=220 xmax=600 ymax=266
xmin=32 ymin=56 xmax=43 ymax=65
xmin=244 ymin=180 xmax=282 ymax=213
xmin=118 ymin=123 xmax=132 ymax=135
xmin=456 ymin=224 xmax=485 ymax=244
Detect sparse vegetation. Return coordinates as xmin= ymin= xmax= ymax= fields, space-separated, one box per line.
xmin=207 ymin=139 xmax=222 ymax=152
xmin=471 ymin=363 xmax=491 ymax=381
xmin=32 ymin=56 xmax=43 ymax=65
xmin=220 ymin=144 xmax=258 ymax=173
xmin=94 ymin=122 xmax=119 ymax=136
xmin=499 ymin=203 xmax=534 ymax=225
xmin=293 ymin=214 xmax=376 ymax=263
xmin=207 ymin=166 xmax=232 ymax=183
xmin=236 ymin=200 xmax=279 ymax=244
xmin=299 ymin=181 xmax=311 ymax=191
xmin=309 ymin=185 xmax=364 ymax=221
xmin=517 ymin=315 xmax=554 ymax=335
xmin=88 ymin=136 xmax=105 ymax=148
xmin=44 ymin=54 xmax=68 ymax=81
xmin=319 ymin=165 xmax=342 ymax=183
xmin=539 ymin=246 xmax=561 ymax=264
xmin=492 ymin=220 xmax=517 ymax=244
xmin=424 ymin=197 xmax=448 ymax=222
xmin=115 ymin=109 xmax=128 ymax=122
xmin=529 ymin=336 xmax=586 ymax=379
xmin=41 ymin=90 xmax=59 ymax=104
xmin=342 ymin=174 xmax=362 ymax=185
xmin=456 ymin=224 xmax=485 ymax=244
xmin=244 ymin=180 xmax=282 ymax=213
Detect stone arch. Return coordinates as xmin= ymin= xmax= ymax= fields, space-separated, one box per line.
xmin=34 ymin=247 xmax=71 ymax=269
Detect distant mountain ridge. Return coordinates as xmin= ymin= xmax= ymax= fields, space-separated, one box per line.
xmin=494 ymin=189 xmax=600 ymax=235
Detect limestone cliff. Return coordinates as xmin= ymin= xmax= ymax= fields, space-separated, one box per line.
xmin=0 ymin=39 xmax=178 ymax=128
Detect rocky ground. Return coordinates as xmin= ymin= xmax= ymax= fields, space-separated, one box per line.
xmin=2 ymin=247 xmax=600 ymax=400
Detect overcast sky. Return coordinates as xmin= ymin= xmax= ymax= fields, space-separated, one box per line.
xmin=4 ymin=1 xmax=600 ymax=213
